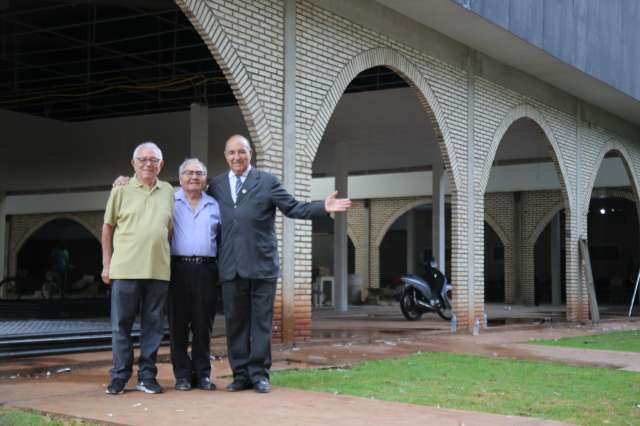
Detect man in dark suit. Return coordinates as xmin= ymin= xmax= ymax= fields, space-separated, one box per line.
xmin=209 ymin=135 xmax=350 ymax=393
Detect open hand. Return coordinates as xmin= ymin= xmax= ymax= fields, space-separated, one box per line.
xmin=324 ymin=191 xmax=352 ymax=213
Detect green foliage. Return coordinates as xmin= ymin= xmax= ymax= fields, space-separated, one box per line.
xmin=530 ymin=330 xmax=640 ymax=352
xmin=273 ymin=352 xmax=640 ymax=426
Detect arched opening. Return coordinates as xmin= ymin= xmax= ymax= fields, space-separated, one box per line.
xmin=309 ymin=61 xmax=457 ymax=318
xmin=483 ymin=111 xmax=572 ymax=317
xmin=588 ymin=197 xmax=638 ymax=307
xmin=378 ymin=203 xmax=452 ymax=287
xmin=585 ymin=149 xmax=640 ymax=315
xmin=484 ymin=222 xmax=505 ymax=303
xmin=2 ymin=218 xmax=106 ymax=318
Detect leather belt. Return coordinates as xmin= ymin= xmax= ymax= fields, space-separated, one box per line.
xmin=172 ymin=256 xmax=217 ymax=264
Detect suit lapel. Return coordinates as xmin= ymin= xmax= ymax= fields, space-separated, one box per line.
xmin=214 ymin=175 xmax=234 ymax=207
xmin=236 ymin=168 xmax=260 ymax=206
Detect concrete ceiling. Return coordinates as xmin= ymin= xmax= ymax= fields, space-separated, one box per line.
xmin=312 ymin=87 xmax=550 ymax=176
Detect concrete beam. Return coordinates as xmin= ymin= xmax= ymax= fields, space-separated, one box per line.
xmin=406 ymin=209 xmax=416 ymax=274
xmin=333 ymin=141 xmax=349 ymax=312
xmin=432 ymin=162 xmax=446 ymax=272
xmin=551 ymin=213 xmax=562 ymax=306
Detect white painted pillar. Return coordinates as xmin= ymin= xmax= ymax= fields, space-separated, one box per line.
xmin=432 ymin=162 xmax=446 ymax=272
xmin=281 ymin=0 xmax=297 ymax=343
xmin=333 ymin=141 xmax=349 ymax=312
xmin=190 ymin=102 xmax=208 ymax=164
xmin=550 ymin=213 xmax=562 ymax=306
xmin=406 ymin=209 xmax=416 ymax=274
xmin=513 ymin=192 xmax=523 ymax=304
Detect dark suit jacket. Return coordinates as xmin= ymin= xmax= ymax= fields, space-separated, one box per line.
xmin=208 ymin=168 xmax=326 ymax=282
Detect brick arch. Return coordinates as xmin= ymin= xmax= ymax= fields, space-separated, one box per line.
xmin=582 ymin=140 xmax=640 ymax=218
xmin=302 ymin=47 xmax=461 ymax=194
xmin=484 ymin=213 xmax=510 ymax=247
xmin=175 ymin=0 xmax=273 ymax=158
xmin=13 ymin=215 xmax=100 ymax=257
xmin=526 ymin=202 xmax=566 ymax=247
xmin=10 ymin=215 xmax=101 ymax=277
xmin=479 ymin=104 xmax=574 ymax=213
xmin=374 ymin=198 xmax=430 ymax=249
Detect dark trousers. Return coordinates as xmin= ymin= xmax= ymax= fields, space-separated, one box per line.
xmin=221 ymin=278 xmax=276 ymax=383
xmin=110 ymin=279 xmax=168 ymax=381
xmin=169 ymin=260 xmax=219 ymax=380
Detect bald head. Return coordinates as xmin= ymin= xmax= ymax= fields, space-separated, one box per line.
xmin=225 ymin=135 xmax=252 ymax=153
xmin=224 ymin=135 xmax=252 ymax=175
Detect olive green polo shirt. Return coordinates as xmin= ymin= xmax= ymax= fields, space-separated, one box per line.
xmin=104 ymin=176 xmax=174 ymax=281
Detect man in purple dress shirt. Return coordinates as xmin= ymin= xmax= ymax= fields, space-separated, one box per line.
xmin=169 ymin=158 xmax=220 ymax=391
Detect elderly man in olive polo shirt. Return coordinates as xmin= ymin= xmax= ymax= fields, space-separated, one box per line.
xmin=101 ymin=142 xmax=174 ymax=395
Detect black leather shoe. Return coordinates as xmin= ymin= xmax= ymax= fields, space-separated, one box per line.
xmin=175 ymin=378 xmax=192 ymax=391
xmin=254 ymin=379 xmax=271 ymax=394
xmin=195 ymin=377 xmax=216 ymax=391
xmin=226 ymin=378 xmax=252 ymax=392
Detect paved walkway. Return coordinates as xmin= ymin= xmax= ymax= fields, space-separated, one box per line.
xmin=0 ymin=363 xmax=567 ymax=426
xmin=2 ymin=306 xmax=640 ymax=425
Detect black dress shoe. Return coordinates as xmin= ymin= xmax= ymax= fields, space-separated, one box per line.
xmin=195 ymin=377 xmax=216 ymax=391
xmin=226 ymin=378 xmax=253 ymax=392
xmin=175 ymin=378 xmax=192 ymax=391
xmin=254 ymin=379 xmax=271 ymax=394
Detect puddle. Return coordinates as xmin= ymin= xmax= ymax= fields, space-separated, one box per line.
xmin=487 ymin=318 xmax=548 ymax=326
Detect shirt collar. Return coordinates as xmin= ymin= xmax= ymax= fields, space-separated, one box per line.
xmin=175 ymin=188 xmax=214 ymax=206
xmin=228 ymin=164 xmax=252 ymax=180
xmin=131 ymin=175 xmax=159 ymax=191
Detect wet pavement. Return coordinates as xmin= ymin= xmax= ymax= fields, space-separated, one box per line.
xmin=1 ymin=304 xmax=639 ymax=425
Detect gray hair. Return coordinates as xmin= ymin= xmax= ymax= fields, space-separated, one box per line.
xmin=179 ymin=158 xmax=208 ymax=176
xmin=132 ymin=142 xmax=163 ymax=160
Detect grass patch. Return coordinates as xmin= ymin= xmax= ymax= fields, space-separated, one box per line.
xmin=272 ymin=352 xmax=640 ymax=426
xmin=530 ymin=330 xmax=640 ymax=353
xmin=0 ymin=407 xmax=100 ymax=426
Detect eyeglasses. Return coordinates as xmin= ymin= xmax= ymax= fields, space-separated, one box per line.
xmin=135 ymin=157 xmax=161 ymax=164
xmin=182 ymin=170 xmax=205 ymax=177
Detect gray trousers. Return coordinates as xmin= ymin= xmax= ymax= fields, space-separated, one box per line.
xmin=110 ymin=279 xmax=169 ymax=381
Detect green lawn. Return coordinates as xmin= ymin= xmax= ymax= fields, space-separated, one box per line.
xmin=530 ymin=330 xmax=640 ymax=353
xmin=272 ymin=352 xmax=640 ymax=426
xmin=0 ymin=407 xmax=99 ymax=426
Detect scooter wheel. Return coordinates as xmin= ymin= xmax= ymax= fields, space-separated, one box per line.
xmin=400 ymin=288 xmax=423 ymax=321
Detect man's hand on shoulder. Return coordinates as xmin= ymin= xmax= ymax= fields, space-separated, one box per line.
xmin=324 ymin=191 xmax=352 ymax=213
xmin=113 ymin=176 xmax=130 ymax=187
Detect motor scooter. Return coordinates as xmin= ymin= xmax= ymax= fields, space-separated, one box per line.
xmin=399 ymin=258 xmax=453 ymax=321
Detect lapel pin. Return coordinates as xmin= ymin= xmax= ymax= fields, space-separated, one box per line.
xmin=242 ymin=188 xmax=247 ymax=194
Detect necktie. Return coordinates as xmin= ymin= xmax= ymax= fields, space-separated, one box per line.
xmin=235 ymin=175 xmax=243 ymax=198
